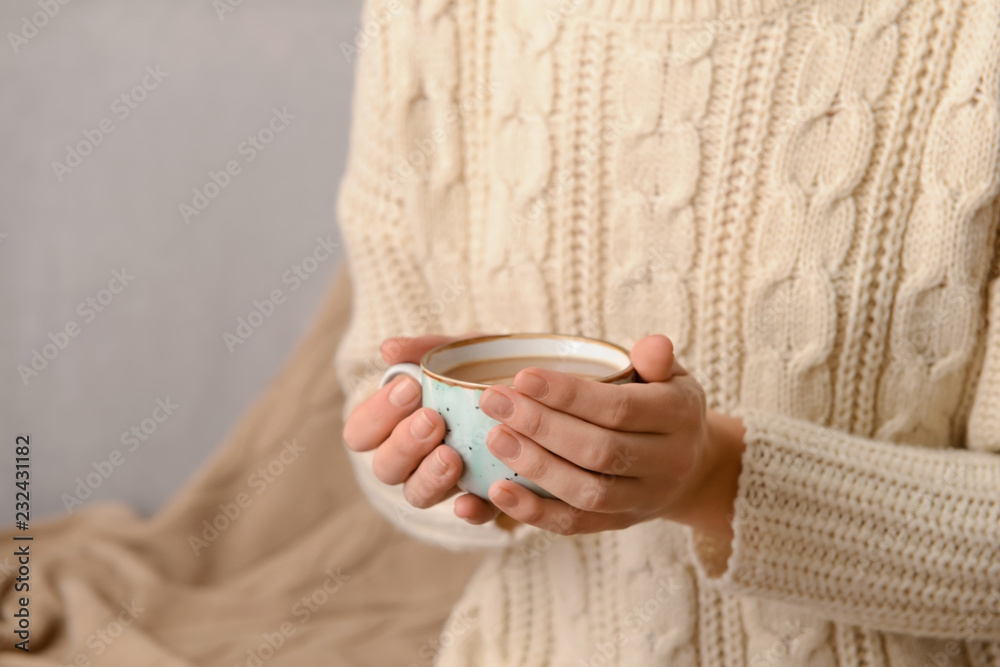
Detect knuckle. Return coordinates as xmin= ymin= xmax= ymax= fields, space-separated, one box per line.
xmin=403 ymin=480 xmax=435 ymax=508
xmin=522 ymin=455 xmax=549 ymax=483
xmin=554 ymin=512 xmax=581 ymax=536
xmin=519 ymin=407 xmax=547 ymax=440
xmin=521 ymin=501 xmax=547 ymax=526
xmin=403 ymin=484 xmax=426 ymax=509
xmin=671 ymin=382 xmax=703 ymax=425
xmin=397 ymin=425 xmax=430 ymax=459
xmin=392 ymin=434 xmax=417 ymax=461
xmin=401 ymin=484 xmax=417 ymax=506
xmin=557 ymin=378 xmax=580 ymax=408
xmin=584 ymin=440 xmax=618 ymax=472
xmin=608 ymin=392 xmax=634 ymax=429
xmin=578 ymin=481 xmax=610 ymax=513
xmin=435 ymin=444 xmax=461 ymax=474
xmin=609 ymin=441 xmax=639 ymax=475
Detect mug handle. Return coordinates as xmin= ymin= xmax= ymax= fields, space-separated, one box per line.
xmin=379 ymin=363 xmax=422 ymax=389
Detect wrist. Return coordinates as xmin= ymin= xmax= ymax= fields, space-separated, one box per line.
xmin=660 ymin=410 xmax=745 ymax=541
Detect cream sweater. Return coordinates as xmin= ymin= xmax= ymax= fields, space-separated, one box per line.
xmin=333 ymin=0 xmax=1000 ymax=664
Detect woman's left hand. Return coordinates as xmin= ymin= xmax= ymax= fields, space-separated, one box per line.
xmin=454 ymin=335 xmax=746 ymax=541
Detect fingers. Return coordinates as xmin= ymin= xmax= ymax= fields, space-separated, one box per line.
xmin=380 ymin=335 xmax=456 ymax=365
xmin=402 ymin=444 xmax=464 ymax=509
xmin=509 ymin=365 xmax=702 ymax=435
xmin=487 ymin=480 xmax=630 ymax=536
xmin=342 ymin=375 xmax=423 ymax=452
xmin=484 ymin=424 xmax=644 ymax=513
xmin=371 ymin=407 xmax=446 ymax=484
xmin=380 ymin=331 xmax=487 ymax=365
xmin=481 ymin=383 xmax=677 ymax=476
xmin=454 ymin=493 xmax=501 ymax=525
xmin=346 ymin=331 xmax=486 ymax=458
xmin=509 ymin=368 xmax=676 ymax=433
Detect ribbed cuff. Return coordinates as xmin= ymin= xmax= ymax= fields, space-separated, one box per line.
xmin=688 ymin=407 xmax=1000 ymax=640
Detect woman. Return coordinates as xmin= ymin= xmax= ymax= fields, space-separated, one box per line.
xmin=337 ymin=0 xmax=1000 ymax=665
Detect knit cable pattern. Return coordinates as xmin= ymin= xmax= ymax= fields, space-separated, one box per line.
xmin=334 ymin=0 xmax=1000 ymax=664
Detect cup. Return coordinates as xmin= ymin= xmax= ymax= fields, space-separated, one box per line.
xmin=378 ymin=333 xmax=636 ymax=500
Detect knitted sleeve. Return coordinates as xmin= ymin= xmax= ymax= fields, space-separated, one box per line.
xmin=332 ymin=0 xmax=516 ymax=553
xmin=688 ymin=279 xmax=1000 ymax=641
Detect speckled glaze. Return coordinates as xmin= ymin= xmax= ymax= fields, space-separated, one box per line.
xmin=423 ymin=375 xmax=552 ymax=499
xmin=379 ymin=334 xmax=635 ymax=501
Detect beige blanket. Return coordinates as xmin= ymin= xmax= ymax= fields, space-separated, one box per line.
xmin=1 ymin=265 xmax=483 ymax=666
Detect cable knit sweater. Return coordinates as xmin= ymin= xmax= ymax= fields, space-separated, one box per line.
xmin=333 ymin=0 xmax=1000 ymax=664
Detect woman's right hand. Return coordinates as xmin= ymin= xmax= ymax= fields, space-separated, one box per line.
xmin=342 ymin=335 xmax=502 ymax=525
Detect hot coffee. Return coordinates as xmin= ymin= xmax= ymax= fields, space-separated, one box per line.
xmin=443 ymin=356 xmax=622 ymax=386
xmin=379 ymin=333 xmax=635 ymax=499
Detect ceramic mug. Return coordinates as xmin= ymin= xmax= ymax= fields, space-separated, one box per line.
xmin=378 ymin=333 xmax=636 ymax=500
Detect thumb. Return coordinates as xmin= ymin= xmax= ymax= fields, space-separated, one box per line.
xmin=630 ymin=335 xmax=682 ymax=383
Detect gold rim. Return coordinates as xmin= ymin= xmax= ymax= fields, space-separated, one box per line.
xmin=420 ymin=333 xmax=635 ymax=389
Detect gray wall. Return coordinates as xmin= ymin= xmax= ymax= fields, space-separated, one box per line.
xmin=0 ymin=0 xmax=364 ymax=519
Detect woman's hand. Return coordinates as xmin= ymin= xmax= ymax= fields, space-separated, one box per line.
xmin=341 ymin=334 xmax=503 ymax=526
xmin=472 ymin=335 xmax=746 ymax=541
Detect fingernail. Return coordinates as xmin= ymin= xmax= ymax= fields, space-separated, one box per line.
xmin=433 ymin=448 xmax=451 ymax=476
xmin=487 ymin=427 xmax=520 ymax=459
xmin=380 ymin=338 xmax=404 ymax=359
xmin=490 ymin=485 xmax=517 ymax=508
xmin=390 ymin=376 xmax=420 ymax=408
xmin=480 ymin=389 xmax=514 ymax=419
xmin=410 ymin=409 xmax=435 ymax=438
xmin=515 ymin=371 xmax=548 ymax=398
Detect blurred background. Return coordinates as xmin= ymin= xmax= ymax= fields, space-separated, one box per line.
xmin=0 ymin=0 xmax=364 ymax=519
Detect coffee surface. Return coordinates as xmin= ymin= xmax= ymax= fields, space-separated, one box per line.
xmin=442 ymin=356 xmax=622 ymax=385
